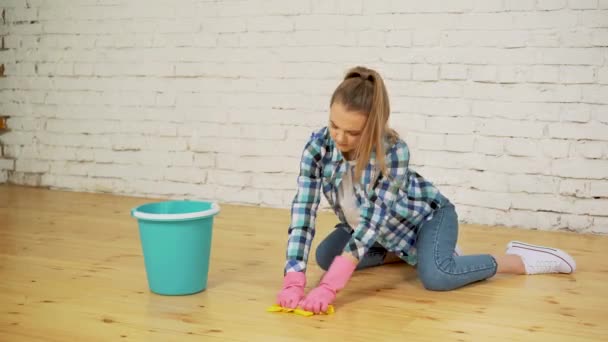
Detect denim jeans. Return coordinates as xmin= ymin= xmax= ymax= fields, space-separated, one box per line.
xmin=315 ymin=202 xmax=498 ymax=291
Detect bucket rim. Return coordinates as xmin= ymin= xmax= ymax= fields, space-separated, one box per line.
xmin=132 ymin=201 xmax=220 ymax=221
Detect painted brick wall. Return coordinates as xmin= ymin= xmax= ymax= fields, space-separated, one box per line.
xmin=1 ymin=0 xmax=607 ymax=233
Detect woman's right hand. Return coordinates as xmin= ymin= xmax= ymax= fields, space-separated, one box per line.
xmin=276 ymin=271 xmax=306 ymax=309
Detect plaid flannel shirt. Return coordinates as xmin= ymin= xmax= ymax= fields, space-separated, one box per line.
xmin=284 ymin=127 xmax=448 ymax=274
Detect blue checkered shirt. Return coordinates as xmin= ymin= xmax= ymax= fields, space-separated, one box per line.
xmin=284 ymin=127 xmax=448 ymax=274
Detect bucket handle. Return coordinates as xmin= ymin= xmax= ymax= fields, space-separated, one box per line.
xmin=132 ymin=202 xmax=220 ymax=221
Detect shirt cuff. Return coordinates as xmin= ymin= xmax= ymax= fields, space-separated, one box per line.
xmin=284 ymin=259 xmax=306 ymax=273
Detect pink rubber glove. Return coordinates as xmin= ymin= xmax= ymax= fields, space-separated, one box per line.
xmin=300 ymin=256 xmax=357 ymax=313
xmin=276 ymin=271 xmax=306 ymax=309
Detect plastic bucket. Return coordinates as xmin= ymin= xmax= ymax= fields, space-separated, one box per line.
xmin=131 ymin=200 xmax=220 ymax=295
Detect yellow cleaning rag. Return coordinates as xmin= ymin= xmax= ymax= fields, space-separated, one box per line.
xmin=266 ymin=304 xmax=335 ymax=317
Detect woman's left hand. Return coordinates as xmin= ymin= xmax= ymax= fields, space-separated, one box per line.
xmin=299 ymin=283 xmax=336 ymax=313
xmin=299 ymin=255 xmax=357 ymax=313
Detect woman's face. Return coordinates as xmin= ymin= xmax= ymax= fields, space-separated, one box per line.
xmin=329 ymin=102 xmax=367 ymax=159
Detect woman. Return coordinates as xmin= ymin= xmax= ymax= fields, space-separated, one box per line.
xmin=276 ymin=66 xmax=576 ymax=314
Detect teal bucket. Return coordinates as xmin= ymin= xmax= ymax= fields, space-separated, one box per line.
xmin=131 ymin=200 xmax=220 ymax=295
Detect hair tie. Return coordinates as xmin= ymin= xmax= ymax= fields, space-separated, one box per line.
xmin=346 ymin=71 xmax=374 ymax=83
xmin=346 ymin=72 xmax=361 ymax=79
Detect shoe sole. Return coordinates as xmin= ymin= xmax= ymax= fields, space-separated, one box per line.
xmin=507 ymin=241 xmax=576 ymax=273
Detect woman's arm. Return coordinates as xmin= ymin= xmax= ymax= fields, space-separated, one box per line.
xmin=284 ymin=132 xmax=325 ymax=274
xmin=343 ymin=141 xmax=411 ymax=263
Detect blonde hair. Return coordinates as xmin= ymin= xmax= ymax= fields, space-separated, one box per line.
xmin=330 ymin=66 xmax=399 ymax=181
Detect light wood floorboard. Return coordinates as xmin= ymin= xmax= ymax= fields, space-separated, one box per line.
xmin=1 ymin=185 xmax=607 ymax=341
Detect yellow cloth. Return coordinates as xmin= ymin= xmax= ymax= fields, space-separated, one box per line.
xmin=266 ymin=304 xmax=335 ymax=317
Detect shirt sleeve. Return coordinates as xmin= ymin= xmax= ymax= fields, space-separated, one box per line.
xmin=343 ymin=142 xmax=410 ymax=261
xmin=284 ymin=134 xmax=323 ymax=274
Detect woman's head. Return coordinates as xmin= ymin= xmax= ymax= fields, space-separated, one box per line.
xmin=329 ymin=66 xmax=398 ymax=179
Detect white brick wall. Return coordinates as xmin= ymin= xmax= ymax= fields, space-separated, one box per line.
xmin=1 ymin=1 xmax=607 ymax=233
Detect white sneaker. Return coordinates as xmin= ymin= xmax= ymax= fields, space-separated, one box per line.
xmin=506 ymin=241 xmax=576 ymax=275
xmin=454 ymin=245 xmax=463 ymax=257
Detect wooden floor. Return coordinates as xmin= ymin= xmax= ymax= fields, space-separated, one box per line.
xmin=1 ymin=185 xmax=607 ymax=341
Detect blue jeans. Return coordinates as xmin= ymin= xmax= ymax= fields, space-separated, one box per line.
xmin=315 ymin=202 xmax=498 ymax=291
